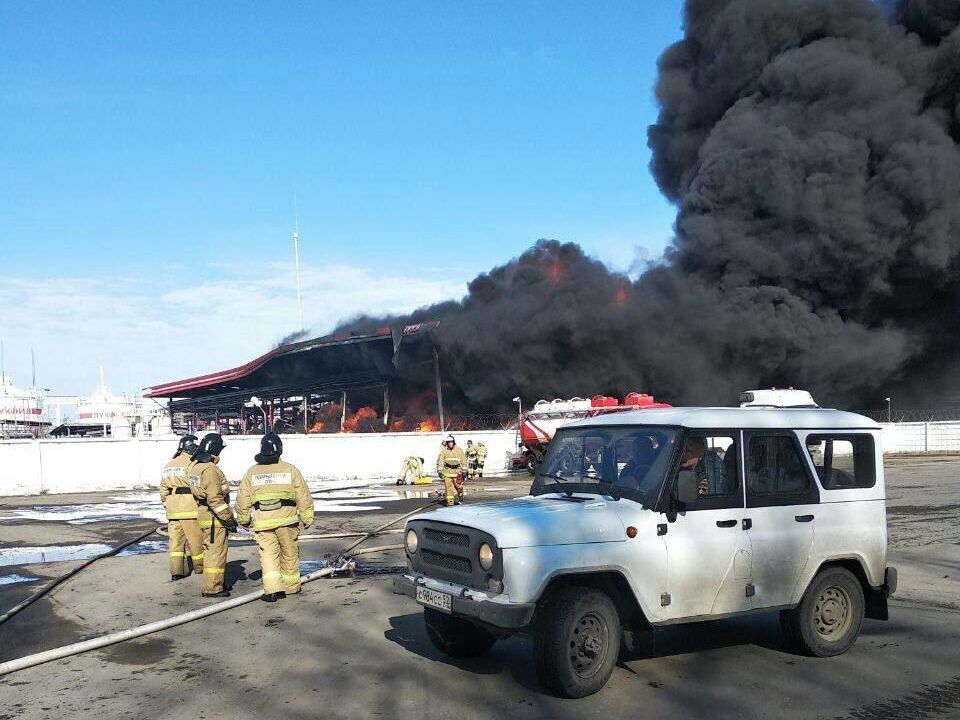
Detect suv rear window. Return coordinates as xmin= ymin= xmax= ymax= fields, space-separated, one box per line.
xmin=804 ymin=434 xmax=876 ymax=489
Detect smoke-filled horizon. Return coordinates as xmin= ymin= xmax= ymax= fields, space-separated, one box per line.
xmin=336 ymin=0 xmax=960 ymax=413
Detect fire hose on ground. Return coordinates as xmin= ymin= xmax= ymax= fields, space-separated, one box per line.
xmin=0 ymin=501 xmax=438 ymax=677
xmin=0 ymin=526 xmax=159 ymax=627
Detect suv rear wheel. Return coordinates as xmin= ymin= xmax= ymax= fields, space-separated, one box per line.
xmin=534 ymin=587 xmax=621 ymax=698
xmin=423 ymin=608 xmax=497 ymax=658
xmin=780 ymin=566 xmax=865 ymax=657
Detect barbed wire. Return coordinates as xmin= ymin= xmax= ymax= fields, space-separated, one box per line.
xmin=860 ymin=409 xmax=960 ymax=423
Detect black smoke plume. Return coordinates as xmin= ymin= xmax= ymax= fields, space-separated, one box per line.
xmin=341 ymin=0 xmax=960 ymax=412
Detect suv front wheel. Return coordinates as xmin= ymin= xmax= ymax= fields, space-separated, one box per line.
xmin=534 ymin=587 xmax=621 ymax=698
xmin=780 ymin=566 xmax=865 ymax=657
xmin=423 ymin=608 xmax=497 ymax=658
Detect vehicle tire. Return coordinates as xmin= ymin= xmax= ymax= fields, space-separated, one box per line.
xmin=524 ymin=451 xmax=539 ymax=476
xmin=533 ymin=587 xmax=621 ymax=698
xmin=423 ymin=608 xmax=497 ymax=658
xmin=780 ymin=566 xmax=865 ymax=657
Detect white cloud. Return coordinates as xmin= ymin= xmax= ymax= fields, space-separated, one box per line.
xmin=0 ymin=263 xmax=467 ymax=395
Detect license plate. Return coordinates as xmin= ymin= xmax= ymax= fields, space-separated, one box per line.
xmin=416 ymin=586 xmax=452 ymax=613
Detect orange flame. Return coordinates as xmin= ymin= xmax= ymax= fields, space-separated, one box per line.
xmin=417 ymin=416 xmax=440 ymax=432
xmin=614 ymin=286 xmax=627 ymax=307
xmin=548 ymin=260 xmax=562 ymax=285
xmin=343 ymin=406 xmax=379 ymax=433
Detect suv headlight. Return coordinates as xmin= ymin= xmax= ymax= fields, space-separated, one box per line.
xmin=478 ymin=542 xmax=494 ymax=571
xmin=405 ymin=529 xmax=419 ymax=554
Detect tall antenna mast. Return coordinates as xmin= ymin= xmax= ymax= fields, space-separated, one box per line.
xmin=293 ymin=193 xmax=304 ymax=333
xmin=1 ymin=340 xmax=5 ymax=382
xmin=31 ymin=346 xmax=36 ymax=389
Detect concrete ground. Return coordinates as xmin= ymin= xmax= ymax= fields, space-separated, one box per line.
xmin=0 ymin=462 xmax=958 ymax=719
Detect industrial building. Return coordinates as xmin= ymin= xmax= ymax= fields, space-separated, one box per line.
xmin=143 ymin=322 xmax=450 ymax=435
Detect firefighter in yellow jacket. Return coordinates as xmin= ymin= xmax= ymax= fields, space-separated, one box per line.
xmin=476 ymin=441 xmax=488 ymax=478
xmin=396 ymin=456 xmax=425 ymax=485
xmin=465 ymin=440 xmax=479 ymax=480
xmin=160 ymin=434 xmax=204 ymax=580
xmin=235 ymin=432 xmax=314 ymax=602
xmin=437 ymin=434 xmax=467 ymax=506
xmin=188 ymin=433 xmax=237 ymax=598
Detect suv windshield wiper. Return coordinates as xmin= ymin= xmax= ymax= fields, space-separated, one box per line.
xmin=537 ymin=473 xmax=621 ymax=501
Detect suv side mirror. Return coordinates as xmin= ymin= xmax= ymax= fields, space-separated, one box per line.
xmin=677 ymin=470 xmax=699 ymax=505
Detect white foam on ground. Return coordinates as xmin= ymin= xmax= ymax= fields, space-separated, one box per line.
xmin=0 ymin=479 xmax=418 ymax=525
xmin=0 ymin=539 xmax=168 ymax=568
xmin=0 ymin=543 xmax=114 ymax=566
xmin=0 ymin=573 xmax=40 ymax=585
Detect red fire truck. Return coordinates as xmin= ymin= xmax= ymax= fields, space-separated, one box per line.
xmin=517 ymin=392 xmax=671 ymax=474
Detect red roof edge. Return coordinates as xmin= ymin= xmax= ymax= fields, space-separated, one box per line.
xmin=142 ymin=321 xmax=440 ymax=398
xmin=142 ymin=346 xmax=281 ymax=398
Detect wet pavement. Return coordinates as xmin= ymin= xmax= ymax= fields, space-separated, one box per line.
xmin=0 ymin=463 xmax=957 ymax=719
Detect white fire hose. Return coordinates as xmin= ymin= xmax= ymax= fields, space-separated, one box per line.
xmin=0 ymin=502 xmax=436 ymax=677
xmin=0 ymin=564 xmax=338 ymax=677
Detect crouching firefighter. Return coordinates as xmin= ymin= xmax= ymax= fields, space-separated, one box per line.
xmin=189 ymin=433 xmax=238 ymax=598
xmin=396 ymin=456 xmax=425 ymax=485
xmin=437 ymin=434 xmax=467 ymax=506
xmin=235 ymin=432 xmax=314 ymax=602
xmin=160 ymin=434 xmax=204 ymax=580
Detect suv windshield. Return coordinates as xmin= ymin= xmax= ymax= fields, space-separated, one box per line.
xmin=531 ymin=425 xmax=680 ymax=506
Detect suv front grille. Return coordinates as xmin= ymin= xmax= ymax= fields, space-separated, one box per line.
xmin=421 ymin=549 xmax=472 ymax=575
xmin=424 ymin=527 xmax=470 ymax=547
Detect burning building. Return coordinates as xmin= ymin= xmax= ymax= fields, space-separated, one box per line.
xmin=143 ymin=322 xmax=453 ymax=436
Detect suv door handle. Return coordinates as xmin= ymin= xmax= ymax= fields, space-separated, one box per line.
xmin=794 ymin=514 xmax=814 ymax=523
xmin=716 ymin=519 xmax=737 ymax=528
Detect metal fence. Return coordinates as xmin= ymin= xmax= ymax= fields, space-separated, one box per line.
xmin=861 ymin=408 xmax=960 ymax=422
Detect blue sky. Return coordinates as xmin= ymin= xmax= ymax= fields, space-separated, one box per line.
xmin=0 ymin=1 xmax=683 ymax=394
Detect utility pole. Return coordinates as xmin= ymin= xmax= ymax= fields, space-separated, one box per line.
xmin=293 ymin=194 xmax=304 ymax=333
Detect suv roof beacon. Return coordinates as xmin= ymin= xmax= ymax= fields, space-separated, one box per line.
xmin=394 ymin=404 xmax=896 ymax=698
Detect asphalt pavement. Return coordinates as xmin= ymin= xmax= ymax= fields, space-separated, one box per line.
xmin=0 ymin=463 xmax=957 ymax=719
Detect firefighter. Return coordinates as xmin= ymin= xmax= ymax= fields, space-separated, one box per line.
xmin=235 ymin=432 xmax=314 ymax=602
xmin=436 ymin=434 xmax=467 ymax=506
xmin=396 ymin=456 xmax=425 ymax=486
xmin=160 ymin=434 xmax=204 ymax=580
xmin=476 ymin=441 xmax=488 ymax=478
xmin=465 ymin=440 xmax=479 ymax=480
xmin=188 ymin=432 xmax=237 ymax=598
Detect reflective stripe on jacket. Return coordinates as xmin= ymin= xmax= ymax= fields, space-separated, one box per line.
xmin=188 ymin=459 xmax=234 ymax=528
xmin=234 ymin=460 xmax=314 ymax=531
xmin=160 ymin=453 xmax=199 ymax=520
xmin=436 ymin=446 xmax=467 ymax=478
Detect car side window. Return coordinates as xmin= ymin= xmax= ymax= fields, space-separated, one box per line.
xmin=804 ymin=434 xmax=876 ymax=489
xmin=672 ymin=432 xmax=741 ymax=511
xmin=745 ymin=433 xmax=819 ymax=507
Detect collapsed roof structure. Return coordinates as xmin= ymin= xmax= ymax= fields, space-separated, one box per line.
xmin=143 ymin=322 xmax=445 ymax=435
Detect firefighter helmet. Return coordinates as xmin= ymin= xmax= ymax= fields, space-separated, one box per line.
xmin=173 ymin=433 xmax=199 ymax=459
xmin=192 ymin=432 xmax=225 ymax=462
